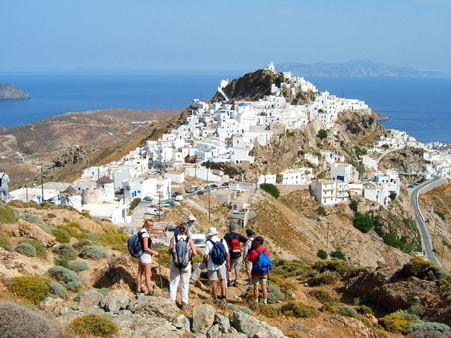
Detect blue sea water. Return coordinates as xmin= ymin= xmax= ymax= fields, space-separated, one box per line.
xmin=0 ymin=73 xmax=450 ymax=143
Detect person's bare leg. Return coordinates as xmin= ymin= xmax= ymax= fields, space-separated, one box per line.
xmin=253 ymin=283 xmax=259 ymax=302
xmin=144 ymin=264 xmax=152 ymax=294
xmin=220 ymin=278 xmax=227 ymax=297
xmin=234 ymin=269 xmax=240 ymax=282
xmin=212 ymin=280 xmax=217 ymax=298
xmin=262 ymin=283 xmax=268 ymax=303
xmin=137 ymin=262 xmax=143 ymax=292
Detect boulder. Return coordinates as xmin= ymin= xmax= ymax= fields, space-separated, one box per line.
xmin=229 ymin=311 xmax=287 ymax=338
xmin=129 ymin=295 xmax=179 ymax=320
xmin=2 ymin=219 xmax=55 ymax=247
xmin=223 ymin=333 xmax=247 ymax=338
xmin=73 ymin=289 xmax=104 ymax=312
xmin=100 ymin=289 xmax=130 ymax=313
xmin=215 ymin=313 xmax=231 ymax=332
xmin=192 ymin=304 xmax=216 ymax=334
xmin=173 ymin=314 xmax=191 ymax=332
xmin=207 ymin=325 xmax=222 ymax=338
xmin=38 ymin=297 xmax=68 ymax=316
xmin=110 ymin=312 xmax=182 ymax=338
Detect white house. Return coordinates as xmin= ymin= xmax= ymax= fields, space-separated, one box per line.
xmin=164 ymin=170 xmax=185 ymax=184
xmin=310 ymin=179 xmax=349 ymax=205
xmin=361 ymin=155 xmax=378 ymax=170
xmin=123 ymin=175 xmax=171 ymax=201
xmin=330 ymin=163 xmax=353 ymax=183
xmin=280 ymin=168 xmax=312 ymax=185
xmin=258 ymin=174 xmax=277 ymax=185
xmin=82 ymin=202 xmax=129 ymax=224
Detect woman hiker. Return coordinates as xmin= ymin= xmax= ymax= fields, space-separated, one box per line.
xmin=168 ymin=223 xmax=197 ymax=309
xmin=136 ymin=219 xmax=161 ymax=295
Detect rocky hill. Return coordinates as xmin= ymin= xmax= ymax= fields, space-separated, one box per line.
xmin=0 ymin=84 xmax=30 ymax=99
xmin=0 ymin=200 xmax=449 ymax=337
xmin=210 ymin=69 xmax=317 ymax=105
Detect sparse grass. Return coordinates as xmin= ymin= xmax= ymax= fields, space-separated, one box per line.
xmin=308 ymin=270 xmax=341 ymax=286
xmin=9 ymin=277 xmax=50 ymax=304
xmin=308 ymin=289 xmax=338 ymax=304
xmin=0 ymin=234 xmax=12 ymax=251
xmin=0 ymin=205 xmax=16 ymax=224
xmin=18 ymin=214 xmax=50 ymax=233
xmin=69 ymin=314 xmax=119 ymax=337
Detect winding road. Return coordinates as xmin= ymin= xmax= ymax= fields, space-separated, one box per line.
xmin=409 ymin=176 xmax=442 ymax=266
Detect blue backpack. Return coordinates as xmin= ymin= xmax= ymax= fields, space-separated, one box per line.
xmin=128 ymin=232 xmax=147 ymax=258
xmin=252 ymin=248 xmax=272 ymax=275
xmin=208 ymin=239 xmax=227 ymax=265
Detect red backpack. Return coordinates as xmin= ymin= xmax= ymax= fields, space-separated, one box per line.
xmin=228 ymin=233 xmax=242 ymax=259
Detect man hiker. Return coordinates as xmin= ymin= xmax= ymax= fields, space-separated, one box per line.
xmin=224 ymin=223 xmax=247 ymax=286
xmin=247 ymin=236 xmax=271 ymax=304
xmin=242 ymin=228 xmax=255 ymax=284
xmin=0 ymin=168 xmax=9 ymax=203
xmin=204 ymin=227 xmax=230 ymax=299
xmin=175 ymin=214 xmax=196 ymax=237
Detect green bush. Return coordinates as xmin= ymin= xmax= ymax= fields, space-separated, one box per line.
xmin=80 ymin=245 xmax=109 ymax=259
xmin=259 ymin=304 xmax=280 ymax=318
xmin=400 ymin=257 xmax=434 ymax=278
xmin=280 ymin=301 xmax=317 ymax=318
xmin=260 ymin=183 xmax=280 ymax=199
xmin=68 ymin=261 xmax=89 ymax=272
xmin=73 ymin=239 xmax=96 ymax=250
xmin=19 ymin=239 xmax=47 ymax=258
xmin=380 ymin=312 xmax=416 ymax=334
xmin=330 ymin=249 xmax=346 ymax=261
xmin=337 ymin=305 xmax=359 ymax=318
xmin=99 ymin=225 xmax=128 ymax=247
xmin=0 ymin=205 xmax=16 ymax=224
xmin=10 ymin=277 xmax=50 ymax=304
xmin=435 ymin=211 xmax=445 ymax=221
xmin=317 ymin=129 xmax=328 ymax=140
xmin=51 ymin=228 xmax=71 ymax=243
xmin=53 ymin=244 xmax=77 ymax=260
xmin=130 ymin=198 xmax=142 ymax=210
xmin=317 ymin=249 xmax=328 ymax=260
xmin=16 ymin=242 xmax=37 ymax=257
xmin=350 ymin=200 xmax=358 ymax=212
xmin=308 ymin=289 xmax=337 ymax=304
xmin=308 ymin=271 xmax=341 ymax=286
xmin=48 ymin=266 xmax=82 ymax=292
xmin=54 ymin=257 xmax=70 ymax=269
xmin=48 ymin=281 xmax=69 ymax=300
xmin=0 ymin=302 xmax=62 ymax=338
xmin=69 ymin=314 xmax=119 ymax=337
xmin=353 ymin=212 xmax=374 ymax=233
xmin=316 ymin=206 xmax=327 ymax=216
xmin=0 ymin=234 xmax=12 ymax=251
xmin=407 ymin=321 xmax=451 ymax=337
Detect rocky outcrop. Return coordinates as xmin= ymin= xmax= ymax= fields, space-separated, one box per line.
xmin=0 ymin=219 xmax=55 ymax=247
xmin=0 ymin=84 xmax=30 ymax=99
xmin=128 ymin=295 xmax=180 ymax=320
xmin=192 ymin=304 xmax=216 ymax=334
xmin=53 ymin=145 xmax=96 ymax=168
xmin=229 ymin=311 xmax=287 ymax=337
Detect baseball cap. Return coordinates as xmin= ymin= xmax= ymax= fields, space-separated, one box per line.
xmin=254 ymin=236 xmax=264 ymax=244
xmin=245 ymin=229 xmax=254 ymax=236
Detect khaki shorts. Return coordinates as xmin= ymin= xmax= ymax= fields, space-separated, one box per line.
xmin=244 ymin=259 xmax=252 ymax=276
xmin=208 ymin=265 xmax=227 ymax=281
xmin=230 ymin=257 xmax=242 ymax=271
xmin=251 ymin=275 xmax=268 ymax=286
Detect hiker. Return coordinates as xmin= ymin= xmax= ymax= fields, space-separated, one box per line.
xmin=204 ymin=227 xmax=230 ymax=299
xmin=168 ymin=223 xmax=196 ymax=309
xmin=242 ymin=228 xmax=255 ymax=284
xmin=248 ymin=236 xmax=272 ymax=304
xmin=175 ymin=215 xmax=196 ymax=237
xmin=136 ymin=219 xmax=160 ymax=295
xmin=224 ymin=223 xmax=247 ymax=286
xmin=0 ymin=168 xmax=10 ymax=203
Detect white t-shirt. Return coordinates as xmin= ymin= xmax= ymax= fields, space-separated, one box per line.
xmin=138 ymin=228 xmax=152 ymax=264
xmin=244 ymin=237 xmax=254 ymax=257
xmin=0 ymin=173 xmax=9 ymax=188
xmin=204 ymin=235 xmax=229 ymax=271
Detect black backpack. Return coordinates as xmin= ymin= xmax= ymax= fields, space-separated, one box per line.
xmin=172 ymin=235 xmax=191 ymax=269
xmin=0 ymin=174 xmax=3 ymax=188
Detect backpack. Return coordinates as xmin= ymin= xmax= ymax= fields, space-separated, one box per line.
xmin=127 ymin=231 xmax=151 ymax=258
xmin=172 ymin=235 xmax=191 ymax=269
xmin=252 ymin=248 xmax=272 ymax=275
xmin=208 ymin=239 xmax=227 ymax=265
xmin=0 ymin=174 xmax=3 ymax=188
xmin=246 ymin=238 xmax=254 ymax=256
xmin=227 ymin=233 xmax=242 ymax=259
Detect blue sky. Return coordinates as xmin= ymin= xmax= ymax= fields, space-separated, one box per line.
xmin=1 ymin=0 xmax=450 ymax=73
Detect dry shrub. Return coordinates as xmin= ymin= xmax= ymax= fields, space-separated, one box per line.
xmin=9 ymin=276 xmax=50 ymax=304
xmin=0 ymin=302 xmax=62 ymax=338
xmin=69 ymin=314 xmax=118 ymax=337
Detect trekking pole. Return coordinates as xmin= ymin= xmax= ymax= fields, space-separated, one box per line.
xmin=158 ymin=254 xmax=164 ymax=291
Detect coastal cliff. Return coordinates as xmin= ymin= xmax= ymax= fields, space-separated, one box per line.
xmin=0 ymin=84 xmax=30 ymax=99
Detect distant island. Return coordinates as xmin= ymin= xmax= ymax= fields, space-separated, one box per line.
xmin=277 ymin=59 xmax=448 ymax=78
xmin=0 ymin=84 xmax=30 ymax=99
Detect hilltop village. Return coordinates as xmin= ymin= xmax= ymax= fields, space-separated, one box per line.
xmin=8 ymin=63 xmax=451 ymax=226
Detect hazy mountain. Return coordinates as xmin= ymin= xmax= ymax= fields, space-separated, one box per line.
xmin=0 ymin=84 xmax=30 ymax=99
xmin=277 ymin=59 xmax=448 ymax=78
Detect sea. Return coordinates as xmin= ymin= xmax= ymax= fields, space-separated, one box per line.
xmin=0 ymin=73 xmax=450 ymax=143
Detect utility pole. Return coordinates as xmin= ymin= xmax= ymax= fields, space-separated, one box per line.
xmin=158 ymin=191 xmax=161 ymax=222
xmin=207 ymin=168 xmax=211 ymax=221
xmin=40 ymin=163 xmax=44 ymax=203
xmin=26 ymin=187 xmax=29 ymax=203
xmin=326 ymin=222 xmax=330 ymax=250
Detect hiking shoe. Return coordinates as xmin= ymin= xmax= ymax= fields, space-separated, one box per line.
xmin=233 ymin=280 xmax=239 ymax=287
xmin=217 ymin=295 xmax=226 ymax=300
xmin=181 ymin=303 xmax=188 ymax=310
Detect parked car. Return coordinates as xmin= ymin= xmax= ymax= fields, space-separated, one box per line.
xmin=210 ymin=184 xmax=218 ymax=188
xmin=143 ymin=196 xmax=153 ymax=202
xmin=197 ymin=190 xmax=205 ymax=195
xmin=221 ymin=182 xmax=230 ymax=187
xmin=168 ymin=200 xmax=179 ymax=206
xmin=171 ymin=192 xmax=182 ymax=197
xmin=145 ymin=207 xmax=163 ymax=216
xmin=191 ymin=234 xmax=206 ymax=247
xmin=175 ymin=195 xmax=184 ymax=201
